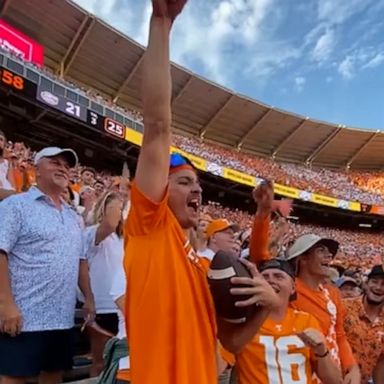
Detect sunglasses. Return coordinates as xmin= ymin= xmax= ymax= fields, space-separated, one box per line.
xmin=170 ymin=153 xmax=194 ymax=169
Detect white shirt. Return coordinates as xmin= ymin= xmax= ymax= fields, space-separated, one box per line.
xmin=0 ymin=187 xmax=84 ymax=331
xmin=110 ymin=267 xmax=129 ymax=370
xmin=199 ymin=247 xmax=215 ymax=261
xmin=83 ymin=225 xmax=124 ymax=314
xmin=0 ymin=159 xmax=14 ymax=190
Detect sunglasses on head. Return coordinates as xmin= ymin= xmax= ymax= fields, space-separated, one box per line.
xmin=170 ymin=153 xmax=194 ymax=169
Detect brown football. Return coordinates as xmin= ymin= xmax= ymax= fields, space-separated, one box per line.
xmin=207 ymin=250 xmax=256 ymax=323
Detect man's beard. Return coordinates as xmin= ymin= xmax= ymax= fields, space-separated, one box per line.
xmin=0 ymin=147 xmax=3 ymax=157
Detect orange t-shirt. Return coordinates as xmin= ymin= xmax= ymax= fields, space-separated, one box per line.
xmin=124 ymin=183 xmax=217 ymax=384
xmin=116 ymin=369 xmax=131 ymax=382
xmin=237 ymin=308 xmax=321 ymax=384
xmin=250 ymin=214 xmax=356 ymax=371
xmin=71 ymin=183 xmax=81 ymax=193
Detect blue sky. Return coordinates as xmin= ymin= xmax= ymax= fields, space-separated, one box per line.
xmin=74 ymin=0 xmax=384 ymax=130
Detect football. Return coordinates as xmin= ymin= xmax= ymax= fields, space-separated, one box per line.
xmin=207 ymin=250 xmax=255 ymax=323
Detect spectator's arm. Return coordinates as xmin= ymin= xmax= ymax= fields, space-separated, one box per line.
xmin=249 ymin=213 xmax=271 ymax=262
xmin=0 ymin=188 xmax=16 ymax=201
xmin=217 ymin=306 xmax=271 ymax=354
xmin=373 ymin=353 xmax=384 ymax=384
xmin=335 ymin=292 xmax=359 ymax=376
xmin=0 ymin=251 xmax=14 ymax=307
xmin=135 ymin=13 xmax=173 ymax=203
xmin=314 ymin=352 xmax=343 ymax=384
xmin=0 ymin=198 xmax=23 ymax=336
xmin=95 ymin=198 xmax=122 ymax=245
xmin=78 ymin=260 xmax=95 ymax=320
xmin=249 ymin=182 xmax=274 ymax=263
xmin=115 ymin=294 xmax=125 ymax=313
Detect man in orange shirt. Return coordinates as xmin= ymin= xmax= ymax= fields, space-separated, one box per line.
xmin=343 ymin=265 xmax=384 ymax=383
xmin=124 ymin=2 xmax=279 ymax=383
xmin=235 ymin=258 xmax=342 ymax=384
xmin=249 ymin=182 xmax=361 ymax=384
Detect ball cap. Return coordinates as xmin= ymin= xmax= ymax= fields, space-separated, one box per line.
xmin=206 ymin=219 xmax=240 ymax=239
xmin=258 ymin=258 xmax=296 ymax=280
xmin=336 ymin=276 xmax=359 ymax=288
xmin=287 ymin=233 xmax=339 ymax=261
xmin=34 ymin=147 xmax=78 ymax=168
xmin=368 ymin=265 xmax=384 ymax=279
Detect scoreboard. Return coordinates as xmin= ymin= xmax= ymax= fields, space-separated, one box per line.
xmin=0 ymin=67 xmax=36 ymax=97
xmin=0 ymin=66 xmax=129 ymax=143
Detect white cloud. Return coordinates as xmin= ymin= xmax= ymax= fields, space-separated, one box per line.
xmin=311 ymin=28 xmax=335 ymax=62
xmin=169 ymin=0 xmax=281 ymax=84
xmin=317 ymin=0 xmax=375 ymax=25
xmin=134 ymin=3 xmax=152 ymax=45
xmin=75 ymin=0 xmax=134 ymax=32
xmin=362 ymin=52 xmax=384 ymax=69
xmin=338 ymin=56 xmax=355 ymax=79
xmin=338 ymin=48 xmax=384 ymax=79
xmin=74 ymin=0 xmax=303 ymax=87
xmin=294 ymin=76 xmax=306 ymax=92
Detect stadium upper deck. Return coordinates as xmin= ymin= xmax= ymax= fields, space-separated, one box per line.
xmin=2 ymin=0 xmax=384 ymax=170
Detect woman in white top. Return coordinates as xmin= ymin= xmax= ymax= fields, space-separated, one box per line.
xmin=83 ymin=191 xmax=124 ymax=377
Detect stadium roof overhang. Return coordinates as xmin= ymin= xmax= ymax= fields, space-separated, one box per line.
xmin=3 ymin=0 xmax=384 ymax=170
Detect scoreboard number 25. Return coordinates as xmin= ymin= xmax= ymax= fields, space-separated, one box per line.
xmin=104 ymin=118 xmax=125 ymax=139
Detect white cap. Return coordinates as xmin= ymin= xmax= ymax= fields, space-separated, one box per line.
xmin=287 ymin=233 xmax=339 ymax=261
xmin=34 ymin=147 xmax=78 ymax=168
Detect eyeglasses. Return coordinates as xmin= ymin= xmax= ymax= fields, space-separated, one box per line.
xmin=170 ymin=152 xmax=194 ymax=168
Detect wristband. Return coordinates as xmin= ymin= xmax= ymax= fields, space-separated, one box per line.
xmin=315 ymin=349 xmax=329 ymax=358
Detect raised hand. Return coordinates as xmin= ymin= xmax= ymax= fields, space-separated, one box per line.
xmin=252 ymin=180 xmax=274 ymax=217
xmin=230 ymin=259 xmax=279 ymax=309
xmin=152 ymin=0 xmax=188 ymax=22
xmin=104 ymin=197 xmax=123 ymax=228
xmin=297 ymin=328 xmax=327 ymax=356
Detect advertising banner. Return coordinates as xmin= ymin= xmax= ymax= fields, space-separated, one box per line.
xmin=0 ymin=19 xmax=44 ymax=65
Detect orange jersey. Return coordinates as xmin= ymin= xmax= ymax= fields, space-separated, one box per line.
xmin=250 ymin=214 xmax=356 ymax=371
xmin=116 ymin=369 xmax=131 ymax=382
xmin=71 ymin=183 xmax=81 ymax=193
xmin=237 ymin=308 xmax=321 ymax=384
xmin=124 ymin=183 xmax=217 ymax=384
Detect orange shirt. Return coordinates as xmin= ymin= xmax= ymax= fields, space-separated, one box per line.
xmin=124 ymin=183 xmax=217 ymax=384
xmin=343 ymin=296 xmax=384 ymax=384
xmin=250 ymin=214 xmax=356 ymax=371
xmin=237 ymin=308 xmax=321 ymax=384
xmin=116 ymin=369 xmax=131 ymax=382
xmin=71 ymin=183 xmax=81 ymax=193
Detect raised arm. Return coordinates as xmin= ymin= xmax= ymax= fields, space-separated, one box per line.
xmin=135 ymin=0 xmax=187 ymax=203
xmin=249 ymin=182 xmax=274 ymax=263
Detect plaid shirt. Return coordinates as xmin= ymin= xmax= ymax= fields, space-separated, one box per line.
xmin=343 ymin=296 xmax=384 ymax=384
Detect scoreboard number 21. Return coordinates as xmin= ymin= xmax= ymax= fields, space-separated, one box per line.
xmin=65 ymin=101 xmax=81 ymax=118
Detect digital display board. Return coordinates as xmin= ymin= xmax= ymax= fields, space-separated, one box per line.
xmin=0 ymin=19 xmax=44 ymax=66
xmin=36 ymin=84 xmax=88 ymax=122
xmin=0 ymin=66 xmax=36 ymax=97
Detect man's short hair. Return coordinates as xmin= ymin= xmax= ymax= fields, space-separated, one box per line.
xmin=81 ymin=167 xmax=96 ymax=177
xmin=94 ymin=179 xmax=105 ymax=187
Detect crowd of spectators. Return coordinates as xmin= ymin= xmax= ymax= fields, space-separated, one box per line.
xmin=173 ymin=135 xmax=384 ymax=205
xmin=3 ymin=47 xmax=384 ymax=207
xmin=1 ymin=138 xmax=382 ymax=271
xmin=202 ymin=201 xmax=383 ymax=270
